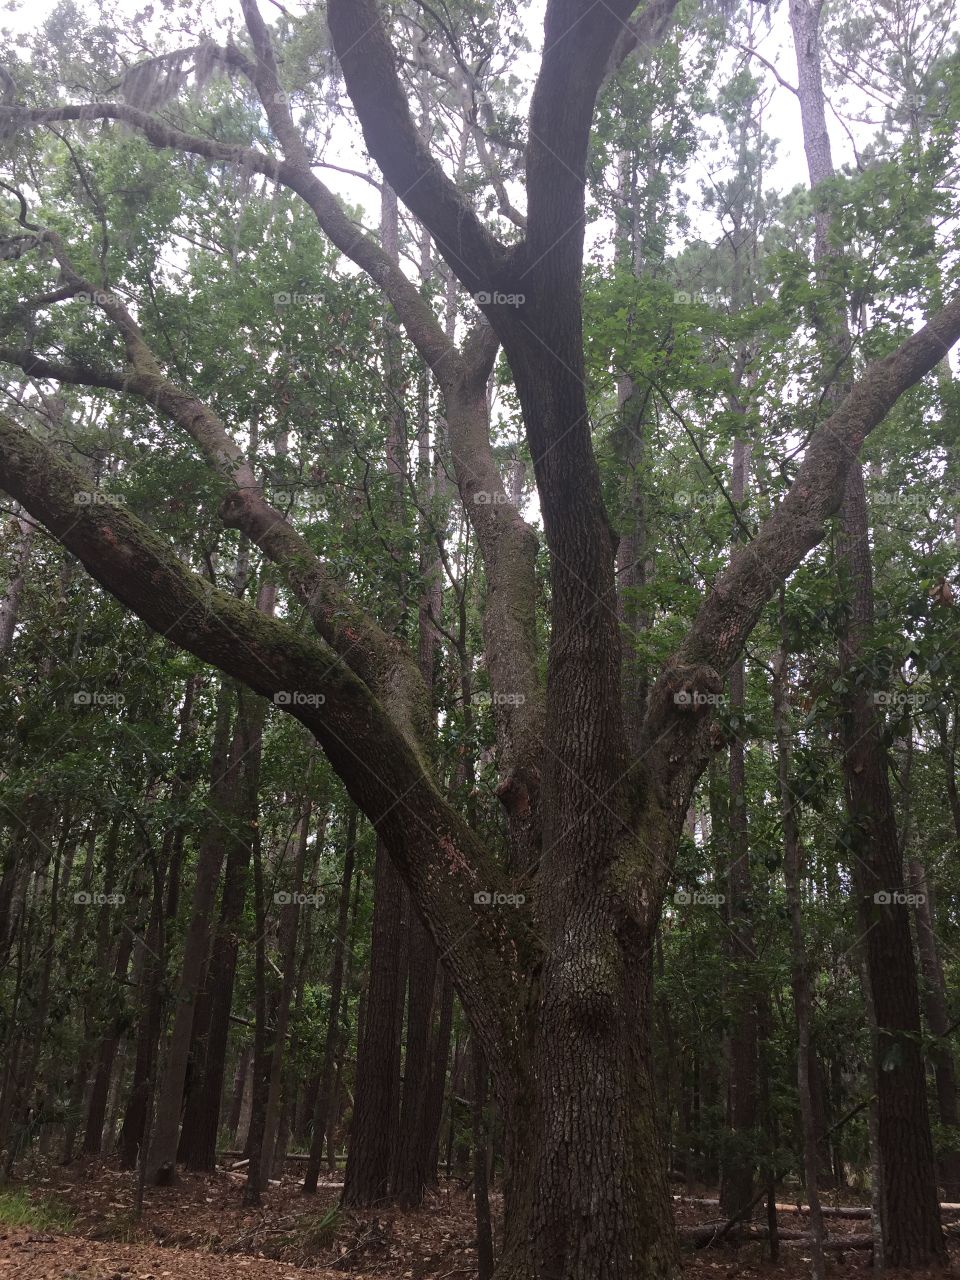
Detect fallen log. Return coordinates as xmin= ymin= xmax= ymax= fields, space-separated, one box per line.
xmin=680 ymin=1223 xmax=874 ymax=1251
xmin=676 ymin=1196 xmax=960 ymax=1218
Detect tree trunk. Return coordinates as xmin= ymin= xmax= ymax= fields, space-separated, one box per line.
xmin=258 ymin=798 xmax=313 ymax=1185
xmin=773 ymin=634 xmax=826 ymax=1280
xmin=473 ymin=1040 xmax=495 ymax=1280
xmin=907 ymin=858 xmax=960 ymax=1201
xmin=145 ymin=681 xmax=235 ymax=1183
xmin=392 ymin=911 xmax=437 ymax=1206
xmin=180 ymin=685 xmax=267 ymax=1170
xmin=342 ymin=837 xmax=402 ymax=1206
xmin=303 ymin=806 xmax=357 ymax=1192
xmin=839 ymin=467 xmax=946 ymax=1267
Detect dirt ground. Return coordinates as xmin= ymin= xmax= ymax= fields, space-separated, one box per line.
xmin=2 ymin=1161 xmax=958 ymax=1279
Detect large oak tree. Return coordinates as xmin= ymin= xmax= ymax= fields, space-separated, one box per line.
xmin=2 ymin=1 xmax=959 ymax=1276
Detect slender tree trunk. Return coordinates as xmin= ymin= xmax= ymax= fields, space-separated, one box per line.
xmin=773 ymin=632 xmax=825 ymax=1280
xmin=243 ymin=821 xmax=269 ymax=1206
xmin=145 ymin=681 xmax=235 ymax=1182
xmin=0 ymin=511 xmax=33 ymax=653
xmin=907 ymin=857 xmax=960 ymax=1200
xmin=180 ymin=685 xmax=267 ymax=1169
xmin=788 ymin=1 xmax=946 ymax=1262
xmin=342 ymin=837 xmax=402 ymax=1206
xmin=839 ymin=469 xmax=945 ymax=1267
xmin=258 ymin=798 xmax=314 ymax=1185
xmin=719 ymin=437 xmax=758 ymax=1220
xmin=473 ymin=1040 xmax=495 ymax=1280
xmin=303 ymin=806 xmax=357 ymax=1192
xmin=392 ymin=911 xmax=437 ymax=1206
xmin=83 ymin=926 xmax=136 ymax=1154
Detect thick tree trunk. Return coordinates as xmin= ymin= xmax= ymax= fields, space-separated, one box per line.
xmin=473 ymin=1040 xmax=495 ymax=1280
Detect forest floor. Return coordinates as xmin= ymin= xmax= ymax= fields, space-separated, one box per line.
xmin=1 ymin=1161 xmax=958 ymax=1279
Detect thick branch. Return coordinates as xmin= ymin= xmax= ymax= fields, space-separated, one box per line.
xmin=326 ymin=0 xmax=506 ymax=294
xmin=643 ymin=293 xmax=960 ymax=829
xmin=1 ymin=89 xmax=545 ymax=849
xmin=525 ymin=0 xmax=647 ymax=266
xmin=0 ymin=413 xmax=530 ymax=1087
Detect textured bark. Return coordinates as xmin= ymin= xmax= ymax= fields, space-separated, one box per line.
xmin=82 ymin=926 xmax=136 ymax=1155
xmin=180 ymin=685 xmax=266 ymax=1169
xmin=258 ymin=799 xmax=312 ymax=1185
xmin=342 ymin=839 xmax=403 ymax=1207
xmin=145 ymin=681 xmax=234 ymax=1183
xmin=424 ymin=968 xmax=455 ymax=1184
xmin=393 ymin=913 xmax=438 ymax=1206
xmin=788 ymin=1 xmax=946 ymax=1264
xmin=907 ymin=859 xmax=960 ymax=1201
xmin=303 ymin=808 xmax=357 ymax=1192
xmin=839 ymin=470 xmax=945 ymax=1267
xmin=473 ymin=1041 xmax=495 ymax=1280
xmin=720 ymin=438 xmax=758 ymax=1221
xmin=773 ymin=638 xmax=826 ymax=1280
xmin=2 ymin=0 xmax=960 ymax=1269
xmin=0 ymin=510 xmax=33 ymax=652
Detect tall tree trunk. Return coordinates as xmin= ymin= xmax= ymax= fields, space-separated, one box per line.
xmin=473 ymin=1040 xmax=495 ymax=1280
xmin=145 ymin=680 xmax=235 ymax=1182
xmin=838 ymin=468 xmax=945 ymax=1266
xmin=773 ymin=631 xmax=825 ymax=1280
xmin=180 ymin=684 xmax=267 ymax=1170
xmin=303 ymin=806 xmax=358 ymax=1192
xmin=0 ymin=510 xmax=33 ymax=652
xmin=243 ymin=818 xmax=269 ymax=1206
xmin=258 ymin=797 xmax=314 ymax=1185
xmin=342 ymin=837 xmax=402 ymax=1206
xmin=907 ymin=858 xmax=960 ymax=1200
xmin=788 ymin=1 xmax=946 ymax=1262
xmin=719 ymin=435 xmax=758 ymax=1220
xmin=392 ymin=912 xmax=438 ymax=1205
